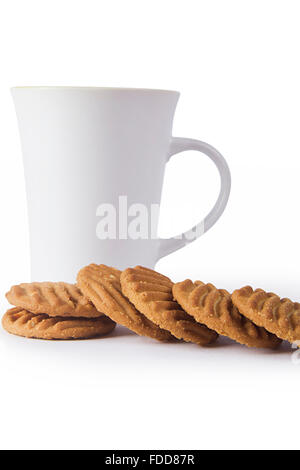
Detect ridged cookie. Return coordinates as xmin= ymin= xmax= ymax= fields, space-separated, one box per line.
xmin=173 ymin=280 xmax=281 ymax=348
xmin=77 ymin=264 xmax=173 ymax=342
xmin=120 ymin=266 xmax=218 ymax=346
xmin=232 ymin=286 xmax=300 ymax=343
xmin=6 ymin=282 xmax=100 ymax=318
xmin=2 ymin=307 xmax=115 ymax=340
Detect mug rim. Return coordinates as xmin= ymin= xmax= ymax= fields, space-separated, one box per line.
xmin=11 ymin=86 xmax=180 ymax=95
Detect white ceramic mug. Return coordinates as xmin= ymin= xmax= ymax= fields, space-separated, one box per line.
xmin=12 ymin=87 xmax=231 ymax=282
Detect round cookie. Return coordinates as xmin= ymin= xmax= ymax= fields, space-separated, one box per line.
xmin=77 ymin=264 xmax=173 ymax=342
xmin=120 ymin=266 xmax=218 ymax=346
xmin=6 ymin=282 xmax=101 ymax=318
xmin=232 ymin=286 xmax=300 ymax=344
xmin=173 ymin=280 xmax=281 ymax=349
xmin=2 ymin=307 xmax=115 ymax=340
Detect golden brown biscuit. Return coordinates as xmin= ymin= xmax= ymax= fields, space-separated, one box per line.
xmin=120 ymin=266 xmax=218 ymax=346
xmin=173 ymin=280 xmax=281 ymax=348
xmin=77 ymin=264 xmax=173 ymax=341
xmin=232 ymin=286 xmax=300 ymax=344
xmin=2 ymin=307 xmax=115 ymax=340
xmin=6 ymin=282 xmax=101 ymax=318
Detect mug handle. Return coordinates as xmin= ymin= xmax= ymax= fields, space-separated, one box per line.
xmin=157 ymin=137 xmax=231 ymax=260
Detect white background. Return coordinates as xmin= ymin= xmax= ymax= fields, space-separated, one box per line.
xmin=0 ymin=0 xmax=300 ymax=450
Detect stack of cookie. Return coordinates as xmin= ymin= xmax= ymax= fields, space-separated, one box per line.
xmin=3 ymin=264 xmax=300 ymax=348
xmin=3 ymin=282 xmax=115 ymax=340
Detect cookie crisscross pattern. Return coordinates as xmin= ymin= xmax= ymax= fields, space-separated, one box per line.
xmin=232 ymin=286 xmax=300 ymax=343
xmin=173 ymin=280 xmax=281 ymax=348
xmin=120 ymin=266 xmax=218 ymax=346
xmin=77 ymin=264 xmax=173 ymax=341
xmin=2 ymin=307 xmax=115 ymax=340
xmin=6 ymin=282 xmax=100 ymax=317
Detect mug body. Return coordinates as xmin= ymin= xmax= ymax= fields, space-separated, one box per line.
xmin=12 ymin=87 xmax=179 ymax=281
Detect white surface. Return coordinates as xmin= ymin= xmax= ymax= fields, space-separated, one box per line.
xmin=1 ymin=0 xmax=300 ymax=451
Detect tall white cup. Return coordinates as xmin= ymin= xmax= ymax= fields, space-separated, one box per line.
xmin=12 ymin=87 xmax=231 ymax=282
